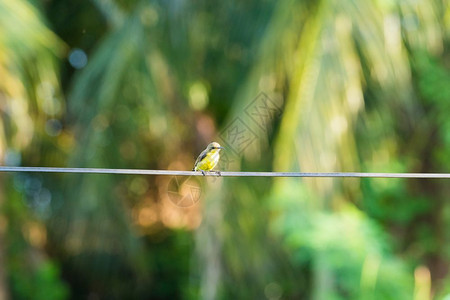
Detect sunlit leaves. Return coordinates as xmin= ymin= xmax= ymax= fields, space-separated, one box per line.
xmin=0 ymin=0 xmax=63 ymax=159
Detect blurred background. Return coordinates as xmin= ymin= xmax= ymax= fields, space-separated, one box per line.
xmin=0 ymin=0 xmax=450 ymax=299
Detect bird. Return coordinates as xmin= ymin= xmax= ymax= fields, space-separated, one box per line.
xmin=193 ymin=142 xmax=224 ymax=176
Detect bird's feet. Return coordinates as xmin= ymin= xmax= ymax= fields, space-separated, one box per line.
xmin=215 ymin=171 xmax=222 ymax=177
xmin=201 ymin=170 xmax=206 ymax=176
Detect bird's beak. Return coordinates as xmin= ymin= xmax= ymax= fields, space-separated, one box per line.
xmin=218 ymin=147 xmax=224 ymax=149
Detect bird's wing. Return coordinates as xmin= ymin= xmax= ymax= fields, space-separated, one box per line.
xmin=193 ymin=149 xmax=208 ymax=170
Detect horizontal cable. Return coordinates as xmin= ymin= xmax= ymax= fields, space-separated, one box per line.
xmin=0 ymin=166 xmax=448 ymax=178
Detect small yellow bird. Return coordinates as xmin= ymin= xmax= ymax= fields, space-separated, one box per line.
xmin=193 ymin=142 xmax=224 ymax=175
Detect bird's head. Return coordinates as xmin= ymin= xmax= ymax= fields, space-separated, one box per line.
xmin=207 ymin=142 xmax=224 ymax=152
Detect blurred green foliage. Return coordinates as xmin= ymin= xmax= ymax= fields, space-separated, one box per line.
xmin=0 ymin=0 xmax=449 ymax=299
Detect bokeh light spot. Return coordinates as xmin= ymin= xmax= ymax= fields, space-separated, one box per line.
xmin=45 ymin=119 xmax=62 ymax=136
xmin=264 ymin=282 xmax=283 ymax=300
xmin=189 ymin=81 xmax=209 ymax=110
xmin=4 ymin=149 xmax=21 ymax=166
xmin=68 ymin=48 xmax=88 ymax=69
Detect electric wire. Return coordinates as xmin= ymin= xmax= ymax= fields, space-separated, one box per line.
xmin=0 ymin=166 xmax=448 ymax=178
